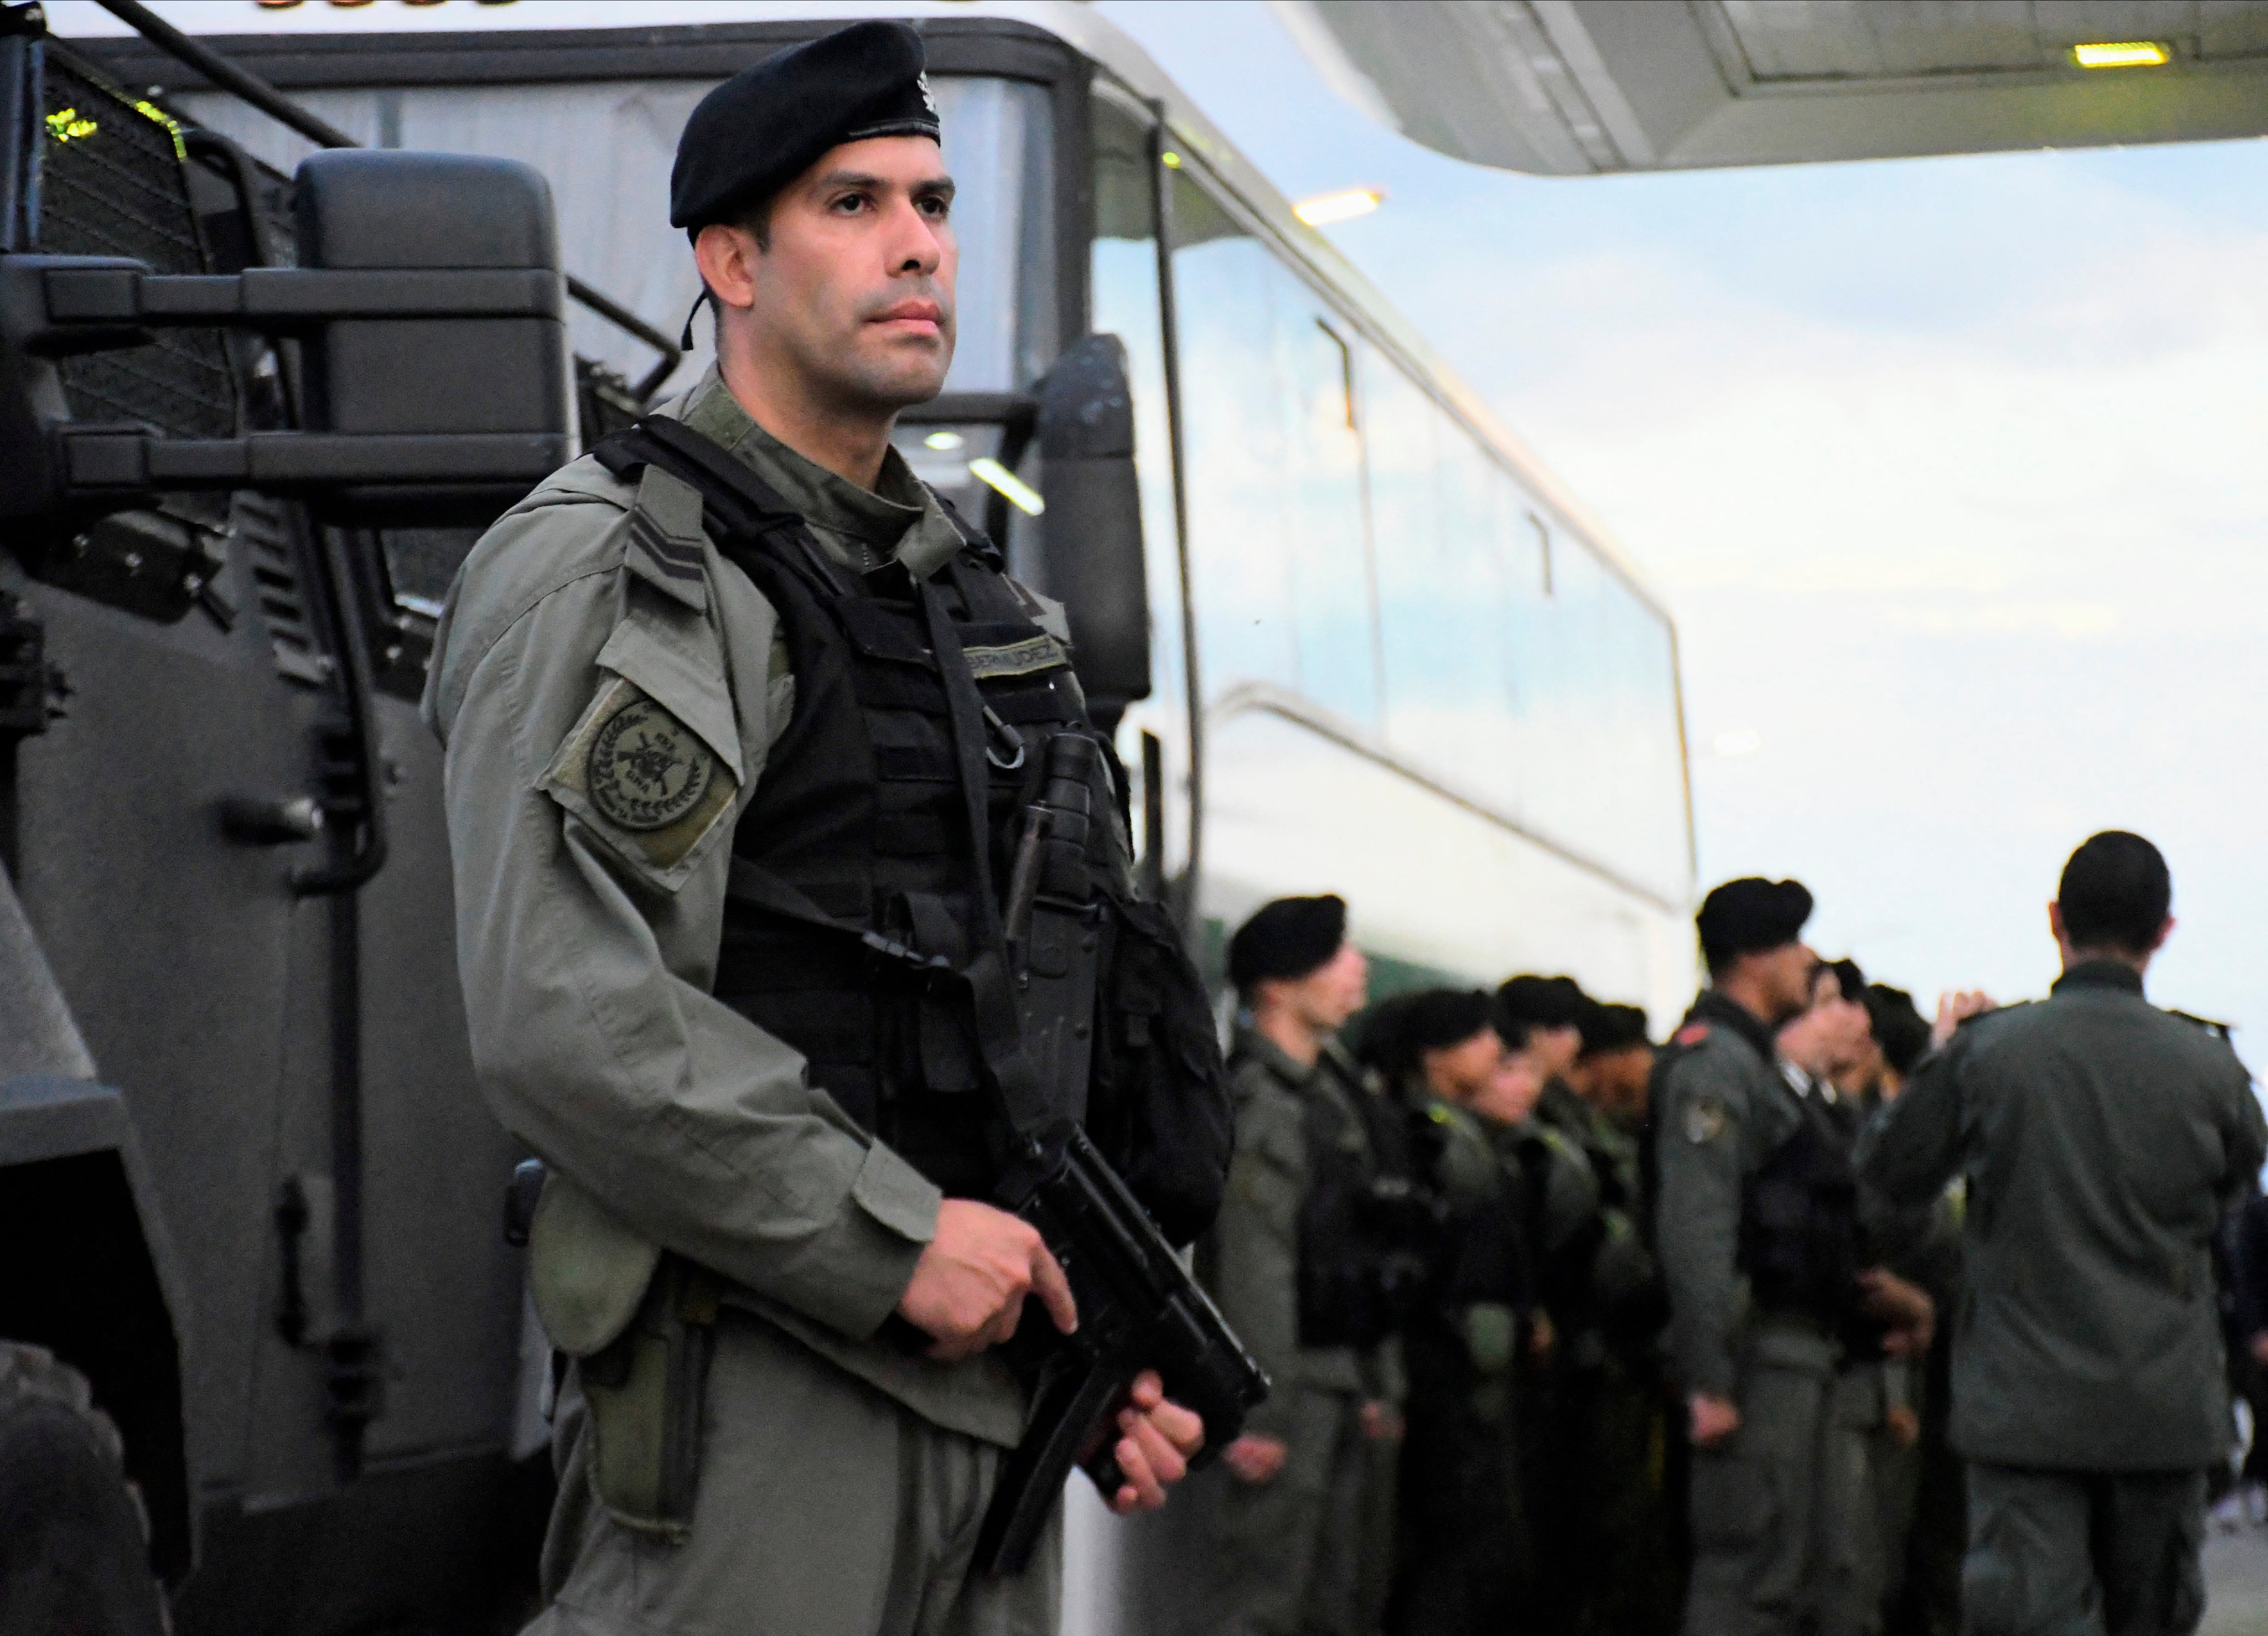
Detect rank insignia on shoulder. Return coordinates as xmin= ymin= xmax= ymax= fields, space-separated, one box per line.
xmin=1674 ymin=1022 xmax=1711 ymax=1047
xmin=2169 ymin=1008 xmax=2233 ymax=1040
xmin=1683 ymin=1094 xmax=1728 ymax=1146
xmin=588 ymin=696 xmax=716 ymax=832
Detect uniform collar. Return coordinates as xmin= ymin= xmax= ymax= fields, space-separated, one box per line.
xmin=1233 ymin=1025 xmax=1319 ymax=1087
xmin=674 ymin=365 xmax=966 ymax=578
xmin=2051 ymin=958 xmax=2146 ymax=997
xmin=1690 ymin=985 xmax=1781 ymax=1063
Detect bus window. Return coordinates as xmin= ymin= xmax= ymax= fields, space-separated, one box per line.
xmin=1365 ymin=360 xmax=1519 ymax=778
xmin=1365 ymin=358 xmax=1690 ymax=901
xmin=1169 ymin=171 xmax=1380 ymax=728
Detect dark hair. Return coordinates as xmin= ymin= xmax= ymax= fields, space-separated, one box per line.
xmin=1825 ymin=958 xmax=1866 ymax=1004
xmin=1865 ymin=984 xmax=1930 ymax=1076
xmin=734 ymin=195 xmax=776 ymax=252
xmin=2057 ymin=831 xmax=2170 ymax=955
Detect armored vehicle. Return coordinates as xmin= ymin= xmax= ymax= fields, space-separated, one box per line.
xmin=6 ymin=3 xmax=1693 ymax=1633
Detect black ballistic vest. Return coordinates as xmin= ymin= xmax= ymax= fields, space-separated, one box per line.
xmin=1281 ymin=1056 xmax=1449 ymax=1351
xmin=593 ymin=422 xmax=1095 ymax=1201
xmin=1738 ymin=1087 xmax=1864 ymax=1335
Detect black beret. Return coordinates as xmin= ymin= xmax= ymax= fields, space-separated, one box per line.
xmin=1228 ymin=895 xmax=1347 ymax=991
xmin=1405 ymin=989 xmax=1497 ymax=1057
xmin=670 ymin=21 xmax=942 ymax=234
xmin=1696 ymin=877 xmax=1813 ymax=967
xmin=1496 ymin=974 xmax=1591 ymax=1037
xmin=1865 ymin=984 xmax=1931 ymax=1075
xmin=1580 ymin=1001 xmax=1652 ymax=1056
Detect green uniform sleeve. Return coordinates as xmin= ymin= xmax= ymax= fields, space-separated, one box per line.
xmin=1857 ymin=1034 xmax=1967 ymax=1208
xmin=1653 ymin=1044 xmax=1751 ymax=1400
xmin=2220 ymin=1056 xmax=2267 ymax=1204
xmin=1208 ymin=1064 xmax=1307 ymax=1440
xmin=430 ymin=490 xmax=936 ymax=1344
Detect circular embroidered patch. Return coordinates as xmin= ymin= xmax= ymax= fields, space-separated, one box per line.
xmin=587 ymin=697 xmax=714 ymax=832
xmin=1683 ymin=1094 xmax=1728 ymax=1146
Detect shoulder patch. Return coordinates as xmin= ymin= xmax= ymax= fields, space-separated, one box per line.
xmin=588 ymin=696 xmax=716 ymax=832
xmin=545 ymin=676 xmax=740 ymax=877
xmin=1675 ymin=1022 xmax=1712 ymax=1047
xmin=1682 ymin=1093 xmax=1728 ymax=1146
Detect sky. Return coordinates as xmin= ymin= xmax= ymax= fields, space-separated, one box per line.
xmin=1097 ymin=0 xmax=2268 ymax=1046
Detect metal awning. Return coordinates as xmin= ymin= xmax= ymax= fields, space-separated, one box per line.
xmin=1274 ymin=0 xmax=2268 ymax=173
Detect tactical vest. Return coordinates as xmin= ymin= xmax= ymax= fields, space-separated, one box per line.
xmin=594 ymin=420 xmax=1099 ymax=1201
xmin=1737 ymin=1087 xmax=1864 ymax=1335
xmin=1287 ymin=1058 xmax=1433 ymax=1350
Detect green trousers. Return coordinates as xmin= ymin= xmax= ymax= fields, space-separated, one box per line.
xmin=1204 ymin=1384 xmax=1369 ymax=1636
xmin=530 ymin=1309 xmax=1060 ymax=1636
xmin=1682 ymin=1318 xmax=1883 ymax=1636
xmin=1961 ymin=1465 xmax=2205 ymax=1636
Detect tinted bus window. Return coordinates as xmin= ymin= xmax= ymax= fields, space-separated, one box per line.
xmin=1170 ymin=171 xmax=1380 ymax=728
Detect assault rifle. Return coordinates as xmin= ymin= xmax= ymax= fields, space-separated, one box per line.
xmin=972 ymin=733 xmax=1267 ymax=1576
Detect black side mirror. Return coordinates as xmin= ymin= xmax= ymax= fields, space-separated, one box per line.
xmin=292 ymin=149 xmax=571 ymax=525
xmin=0 ymin=148 xmax=572 ymax=538
xmin=1035 ymin=333 xmax=1151 ymax=726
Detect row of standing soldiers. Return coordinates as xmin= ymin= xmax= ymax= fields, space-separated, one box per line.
xmin=1187 ymin=887 xmax=1964 ymax=1636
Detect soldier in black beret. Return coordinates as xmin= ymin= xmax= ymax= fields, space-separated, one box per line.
xmin=1653 ymin=876 xmax=1898 ymax=1636
xmin=1204 ymin=897 xmax=1413 ymax=1636
xmin=427 ymin=20 xmax=1209 ymax=1636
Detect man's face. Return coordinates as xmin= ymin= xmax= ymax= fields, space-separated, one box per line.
xmin=706 ymin=135 xmax=958 ymax=411
xmin=1426 ymin=1028 xmax=1507 ymax=1106
xmin=1277 ymin=941 xmax=1370 ymax=1034
xmin=1594 ymin=1045 xmax=1655 ymax=1125
xmin=1778 ymin=965 xmax=1872 ymax=1078
xmin=1527 ymin=1022 xmax=1583 ymax=1082
xmin=1473 ymin=1044 xmax=1545 ymax=1127
xmin=1753 ymin=941 xmax=1821 ymax=1027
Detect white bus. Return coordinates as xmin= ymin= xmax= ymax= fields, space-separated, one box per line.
xmin=60 ymin=2 xmax=1698 ymax=1628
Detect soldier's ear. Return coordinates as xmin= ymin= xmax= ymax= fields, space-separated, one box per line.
xmin=2046 ymin=900 xmax=2066 ymax=947
xmin=2148 ymin=915 xmax=2175 ymax=954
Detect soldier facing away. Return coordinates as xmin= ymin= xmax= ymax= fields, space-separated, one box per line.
xmin=424 ymin=24 xmax=1209 ymax=1634
xmin=1858 ymin=832 xmax=2267 ymax=1636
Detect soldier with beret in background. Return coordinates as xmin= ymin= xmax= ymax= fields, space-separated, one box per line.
xmin=1498 ymin=975 xmax=1670 ymax=1636
xmin=1651 ymin=880 xmax=1932 ymax=1636
xmin=1363 ymin=989 xmax=1539 ymax=1636
xmin=425 ymin=24 xmax=1212 ymax=1634
xmin=1859 ymin=833 xmax=2267 ymax=1636
xmin=1203 ymin=896 xmax=1408 ymax=1636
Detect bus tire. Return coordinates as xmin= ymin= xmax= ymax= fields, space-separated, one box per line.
xmin=0 ymin=1341 xmax=168 ymax=1636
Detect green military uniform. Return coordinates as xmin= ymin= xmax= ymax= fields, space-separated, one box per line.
xmin=1390 ymin=1090 xmax=1531 ymax=1636
xmin=1201 ymin=1030 xmax=1388 ymax=1636
xmin=1524 ymin=1081 xmax=1679 ymax=1636
xmin=1653 ymin=991 xmax=1883 ymax=1636
xmin=1858 ymin=960 xmax=2268 ymax=1636
xmin=425 ymin=366 xmax=1064 ymax=1635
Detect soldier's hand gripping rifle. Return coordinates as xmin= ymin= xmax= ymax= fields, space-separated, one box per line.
xmin=973 ymin=734 xmax=1269 ymax=1577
